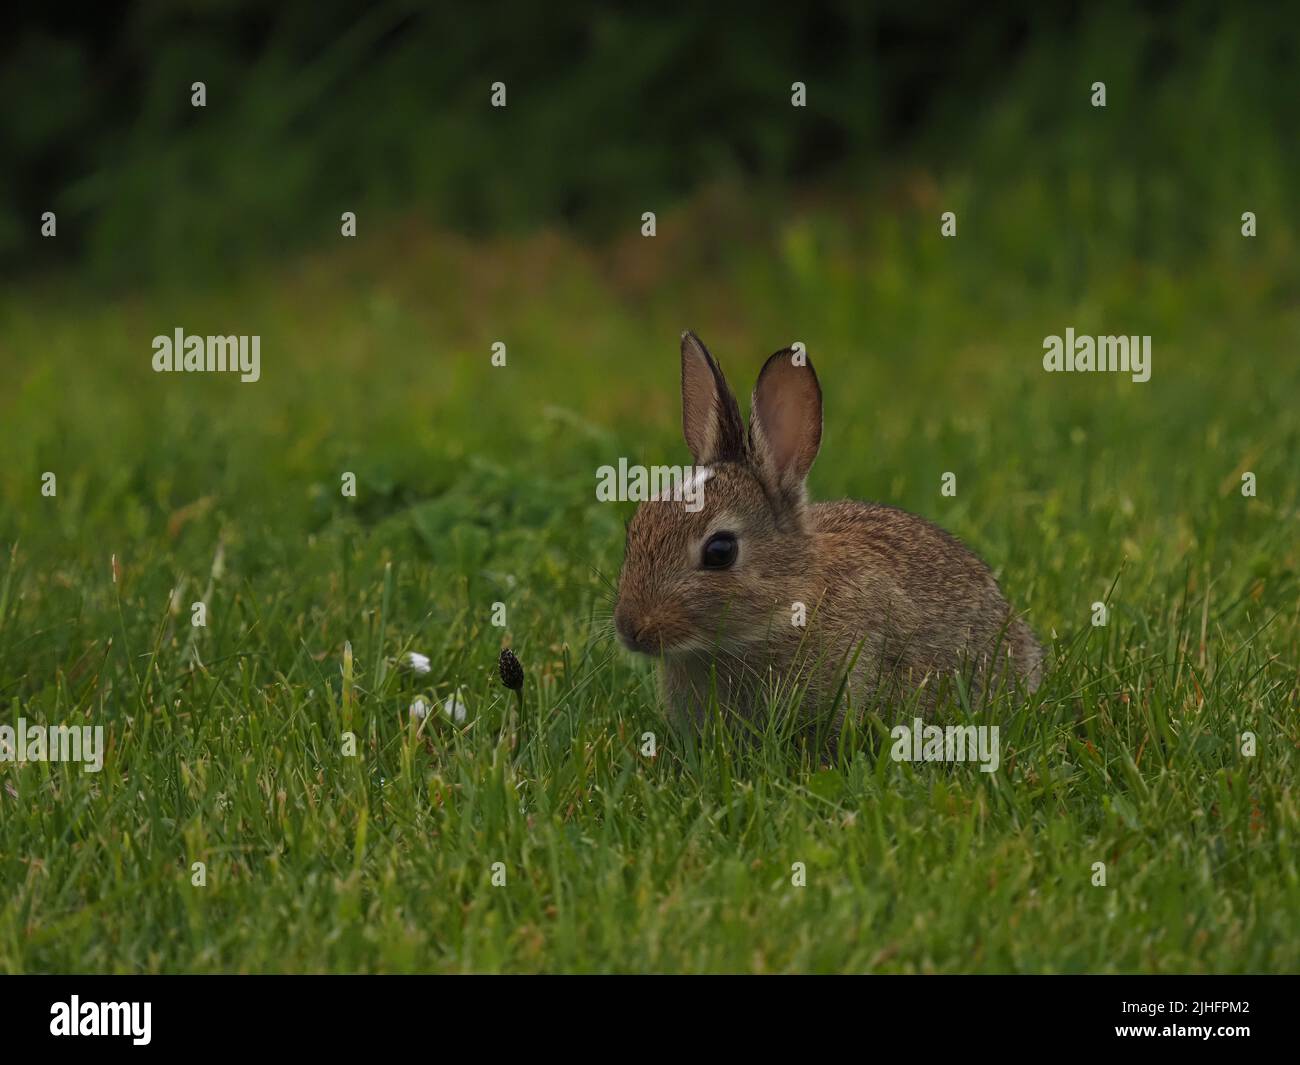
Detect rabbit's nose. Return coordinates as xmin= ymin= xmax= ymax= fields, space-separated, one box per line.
xmin=614 ymin=604 xmax=638 ymax=647
xmin=615 ymin=605 xmax=652 ymax=654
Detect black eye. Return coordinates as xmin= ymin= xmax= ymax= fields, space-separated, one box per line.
xmin=701 ymin=532 xmax=738 ymax=569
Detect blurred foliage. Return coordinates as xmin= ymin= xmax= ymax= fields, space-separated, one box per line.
xmin=4 ymin=1 xmax=1295 ymax=289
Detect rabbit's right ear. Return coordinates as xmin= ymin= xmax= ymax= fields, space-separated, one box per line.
xmin=748 ymin=346 xmax=822 ymax=513
xmin=681 ymin=331 xmax=745 ymax=465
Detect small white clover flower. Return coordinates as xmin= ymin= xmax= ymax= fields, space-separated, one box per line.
xmin=442 ymin=689 xmax=468 ymax=724
xmin=409 ymin=697 xmax=430 ymax=722
xmin=405 ymin=651 xmax=432 ymax=675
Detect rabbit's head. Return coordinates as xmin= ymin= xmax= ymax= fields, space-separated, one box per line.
xmin=614 ymin=332 xmax=823 ymax=656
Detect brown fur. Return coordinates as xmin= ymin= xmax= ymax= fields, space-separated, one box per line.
xmin=614 ymin=333 xmax=1044 ymax=729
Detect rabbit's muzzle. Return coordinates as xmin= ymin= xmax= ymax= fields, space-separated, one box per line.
xmin=614 ymin=599 xmax=688 ymax=656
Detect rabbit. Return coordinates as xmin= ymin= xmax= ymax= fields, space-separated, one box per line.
xmin=613 ymin=331 xmax=1044 ymax=731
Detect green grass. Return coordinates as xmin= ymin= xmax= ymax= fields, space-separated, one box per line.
xmin=1 ymin=178 xmax=1298 ymax=972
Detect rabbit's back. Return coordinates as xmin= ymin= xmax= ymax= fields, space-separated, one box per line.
xmin=810 ymin=500 xmax=1043 ymax=707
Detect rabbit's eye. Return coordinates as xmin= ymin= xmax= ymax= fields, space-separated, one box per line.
xmin=701 ymin=532 xmax=738 ymax=569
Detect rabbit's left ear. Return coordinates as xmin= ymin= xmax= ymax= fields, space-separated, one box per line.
xmin=681 ymin=331 xmax=746 ymax=465
xmin=749 ymin=347 xmax=822 ymax=508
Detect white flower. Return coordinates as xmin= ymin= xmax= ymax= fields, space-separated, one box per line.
xmin=405 ymin=651 xmax=432 ymax=675
xmin=442 ymin=690 xmax=468 ymax=724
xmin=409 ymin=697 xmax=430 ymax=722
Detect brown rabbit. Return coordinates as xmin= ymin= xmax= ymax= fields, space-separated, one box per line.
xmin=614 ymin=332 xmax=1043 ymax=730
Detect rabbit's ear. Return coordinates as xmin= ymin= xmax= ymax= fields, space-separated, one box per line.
xmin=749 ymin=347 xmax=822 ymax=506
xmin=681 ymin=331 xmax=746 ymax=465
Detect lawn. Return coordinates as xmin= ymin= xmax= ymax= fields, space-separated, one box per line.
xmin=1 ymin=175 xmax=1297 ymax=972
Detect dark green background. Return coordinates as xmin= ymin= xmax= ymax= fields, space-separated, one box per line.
xmin=6 ymin=1 xmax=1296 ymax=287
